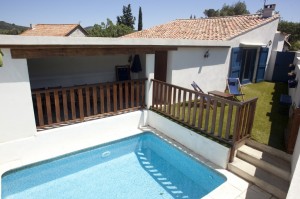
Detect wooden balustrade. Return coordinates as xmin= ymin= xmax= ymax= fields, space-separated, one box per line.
xmin=151 ymin=79 xmax=258 ymax=148
xmin=32 ymin=79 xmax=147 ymax=128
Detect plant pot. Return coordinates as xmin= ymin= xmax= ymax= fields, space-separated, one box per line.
xmin=289 ymin=64 xmax=296 ymax=71
xmin=288 ymin=79 xmax=298 ymax=88
xmin=288 ymin=72 xmax=296 ymax=80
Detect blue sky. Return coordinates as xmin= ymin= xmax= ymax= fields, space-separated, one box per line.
xmin=2 ymin=0 xmax=299 ymax=29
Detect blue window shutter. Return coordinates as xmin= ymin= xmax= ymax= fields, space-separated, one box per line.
xmin=256 ymin=47 xmax=269 ymax=82
xmin=229 ymin=47 xmax=242 ymax=78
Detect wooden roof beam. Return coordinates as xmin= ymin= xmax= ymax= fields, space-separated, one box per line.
xmin=11 ymin=47 xmax=178 ymax=59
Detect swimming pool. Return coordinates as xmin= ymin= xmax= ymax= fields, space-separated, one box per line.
xmin=1 ymin=132 xmax=226 ymax=199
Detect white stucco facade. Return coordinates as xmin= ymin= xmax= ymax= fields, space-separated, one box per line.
xmin=163 ymin=19 xmax=279 ymax=91
xmin=167 ymin=47 xmax=231 ymax=92
xmin=287 ymin=128 xmax=300 ymax=199
xmin=68 ymin=28 xmax=87 ymax=37
xmin=145 ymin=54 xmax=155 ymax=108
xmin=0 ymin=49 xmax=37 ymax=143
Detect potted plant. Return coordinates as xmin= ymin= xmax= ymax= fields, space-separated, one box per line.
xmin=288 ymin=79 xmax=298 ymax=88
xmin=288 ymin=64 xmax=296 ymax=71
xmin=288 ymin=71 xmax=296 ymax=80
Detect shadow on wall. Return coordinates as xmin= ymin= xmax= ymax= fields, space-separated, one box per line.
xmin=267 ymin=82 xmax=289 ymax=150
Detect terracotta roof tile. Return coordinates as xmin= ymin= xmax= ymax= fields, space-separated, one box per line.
xmin=20 ymin=24 xmax=82 ymax=36
xmin=123 ymin=14 xmax=279 ymax=41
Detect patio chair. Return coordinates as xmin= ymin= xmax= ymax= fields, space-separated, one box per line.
xmin=191 ymin=81 xmax=205 ymax=94
xmin=226 ymin=78 xmax=244 ymax=101
xmin=191 ymin=81 xmax=213 ymax=108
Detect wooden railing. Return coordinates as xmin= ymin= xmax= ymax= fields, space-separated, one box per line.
xmin=32 ymin=79 xmax=147 ymax=128
xmin=151 ymin=79 xmax=257 ymax=161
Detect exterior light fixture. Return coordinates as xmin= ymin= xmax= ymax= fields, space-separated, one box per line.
xmin=204 ymin=50 xmax=209 ymax=58
xmin=268 ymin=40 xmax=272 ymax=46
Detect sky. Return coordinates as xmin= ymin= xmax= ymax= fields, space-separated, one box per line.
xmin=1 ymin=0 xmax=299 ymax=29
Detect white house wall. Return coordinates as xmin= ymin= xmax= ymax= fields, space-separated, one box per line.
xmin=167 ymin=47 xmax=231 ymax=92
xmin=28 ymin=54 xmax=146 ymax=89
xmin=232 ymin=19 xmax=279 ymax=81
xmin=232 ymin=19 xmax=279 ymax=48
xmin=287 ymin=128 xmax=300 ymax=199
xmin=0 ymin=49 xmax=37 ymax=143
xmin=68 ymin=28 xmax=87 ymax=37
xmin=145 ymin=54 xmax=155 ymax=108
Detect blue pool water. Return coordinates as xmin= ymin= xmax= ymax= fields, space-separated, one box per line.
xmin=2 ymin=132 xmax=226 ymax=199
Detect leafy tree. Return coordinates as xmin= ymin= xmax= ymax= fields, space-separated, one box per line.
xmin=117 ymin=4 xmax=136 ymax=29
xmin=220 ymin=1 xmax=249 ymax=16
xmin=203 ymin=9 xmax=220 ymax=17
xmin=278 ymin=20 xmax=300 ymax=51
xmin=204 ymin=1 xmax=249 ymax=17
xmin=138 ymin=7 xmax=143 ymax=31
xmin=87 ymin=19 xmax=133 ymax=37
xmin=0 ymin=29 xmax=24 ymax=35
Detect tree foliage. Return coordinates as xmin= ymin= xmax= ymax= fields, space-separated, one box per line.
xmin=203 ymin=9 xmax=220 ymax=17
xmin=203 ymin=1 xmax=249 ymax=17
xmin=0 ymin=21 xmax=28 ymax=35
xmin=87 ymin=19 xmax=133 ymax=37
xmin=117 ymin=4 xmax=136 ymax=29
xmin=0 ymin=29 xmax=24 ymax=35
xmin=278 ymin=20 xmax=300 ymax=51
xmin=138 ymin=7 xmax=143 ymax=31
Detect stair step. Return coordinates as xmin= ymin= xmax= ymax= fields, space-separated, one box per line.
xmin=237 ymin=145 xmax=291 ymax=181
xmin=246 ymin=139 xmax=291 ymax=162
xmin=228 ymin=157 xmax=289 ymax=199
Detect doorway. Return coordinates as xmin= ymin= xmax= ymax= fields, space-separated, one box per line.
xmin=229 ymin=47 xmax=268 ymax=84
xmin=154 ymin=51 xmax=168 ymax=82
xmin=240 ymin=48 xmax=257 ymax=84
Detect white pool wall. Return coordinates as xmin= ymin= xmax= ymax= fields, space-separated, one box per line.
xmin=0 ymin=110 xmax=230 ymax=175
xmin=0 ymin=111 xmax=146 ymax=174
xmin=146 ymin=111 xmax=230 ymax=168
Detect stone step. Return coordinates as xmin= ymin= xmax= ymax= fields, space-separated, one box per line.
xmin=246 ymin=139 xmax=291 ymax=162
xmin=228 ymin=157 xmax=289 ymax=199
xmin=237 ymin=145 xmax=291 ymax=181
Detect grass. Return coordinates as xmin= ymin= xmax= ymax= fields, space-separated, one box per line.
xmin=242 ymin=81 xmax=289 ymax=150
xmin=154 ymin=81 xmax=289 ymax=151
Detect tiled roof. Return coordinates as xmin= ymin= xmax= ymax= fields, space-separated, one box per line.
xmin=123 ymin=14 xmax=279 ymax=41
xmin=20 ymin=24 xmax=85 ymax=36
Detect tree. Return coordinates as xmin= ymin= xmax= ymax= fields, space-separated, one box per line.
xmin=117 ymin=4 xmax=136 ymax=29
xmin=278 ymin=20 xmax=300 ymax=51
xmin=204 ymin=1 xmax=249 ymax=17
xmin=203 ymin=9 xmax=220 ymax=17
xmin=138 ymin=7 xmax=143 ymax=31
xmin=220 ymin=1 xmax=249 ymax=16
xmin=87 ymin=18 xmax=133 ymax=37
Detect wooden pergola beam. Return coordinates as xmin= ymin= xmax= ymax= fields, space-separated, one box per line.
xmin=11 ymin=47 xmax=178 ymax=58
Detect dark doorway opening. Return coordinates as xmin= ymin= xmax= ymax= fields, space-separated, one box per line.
xmin=240 ymin=48 xmax=257 ymax=84
xmin=154 ymin=51 xmax=168 ymax=82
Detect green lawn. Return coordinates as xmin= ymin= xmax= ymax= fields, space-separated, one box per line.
xmin=155 ymin=81 xmax=289 ymax=151
xmin=242 ymin=81 xmax=289 ymax=150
